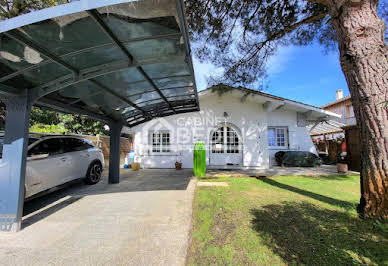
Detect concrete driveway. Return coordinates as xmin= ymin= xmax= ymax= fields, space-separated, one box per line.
xmin=0 ymin=169 xmax=196 ymax=266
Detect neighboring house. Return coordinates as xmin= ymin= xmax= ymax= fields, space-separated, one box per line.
xmin=321 ymin=89 xmax=356 ymax=126
xmin=312 ymin=90 xmax=360 ymax=171
xmin=124 ymin=86 xmax=339 ymax=169
xmin=310 ymin=89 xmax=356 ymax=142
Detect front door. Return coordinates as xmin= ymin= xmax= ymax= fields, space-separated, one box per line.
xmin=209 ymin=125 xmax=242 ymax=166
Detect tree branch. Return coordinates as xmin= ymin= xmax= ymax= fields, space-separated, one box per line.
xmin=0 ymin=5 xmax=8 ymax=17
xmin=206 ymin=0 xmax=235 ymax=42
xmin=226 ymin=11 xmax=328 ymax=83
xmin=242 ymin=4 xmax=261 ymax=41
xmin=304 ymin=0 xmax=329 ymax=6
xmin=226 ymin=4 xmax=244 ymax=43
xmin=260 ymin=11 xmax=328 ymax=44
xmin=240 ymin=11 xmax=327 ymax=60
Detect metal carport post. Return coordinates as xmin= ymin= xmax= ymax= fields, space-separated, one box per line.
xmin=0 ymin=92 xmax=34 ymax=232
xmin=0 ymin=0 xmax=199 ymax=232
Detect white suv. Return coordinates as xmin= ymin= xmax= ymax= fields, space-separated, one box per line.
xmin=0 ymin=134 xmax=104 ymax=199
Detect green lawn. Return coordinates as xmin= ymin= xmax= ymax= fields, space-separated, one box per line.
xmin=188 ymin=175 xmax=388 ymax=265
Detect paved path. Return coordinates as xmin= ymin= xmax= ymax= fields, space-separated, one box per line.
xmin=0 ymin=169 xmax=196 ymax=266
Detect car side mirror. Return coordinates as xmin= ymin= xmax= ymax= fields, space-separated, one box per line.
xmin=28 ymin=153 xmax=49 ymax=160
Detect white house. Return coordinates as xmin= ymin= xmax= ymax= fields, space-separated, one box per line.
xmin=123 ymin=86 xmax=339 ymax=169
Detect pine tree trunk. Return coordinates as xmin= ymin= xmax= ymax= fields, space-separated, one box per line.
xmin=328 ymin=0 xmax=388 ymax=219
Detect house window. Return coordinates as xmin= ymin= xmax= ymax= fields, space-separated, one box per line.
xmin=346 ymin=105 xmax=354 ymax=118
xmin=151 ymin=131 xmax=170 ymax=153
xmin=268 ymin=127 xmax=288 ymax=147
xmin=211 ymin=126 xmax=240 ymax=153
xmin=211 ymin=126 xmax=224 ymax=153
xmin=226 ymin=126 xmax=239 ymax=153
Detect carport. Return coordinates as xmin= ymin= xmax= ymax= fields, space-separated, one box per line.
xmin=0 ymin=0 xmax=198 ymax=232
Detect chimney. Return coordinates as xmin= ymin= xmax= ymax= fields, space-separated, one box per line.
xmin=336 ymin=89 xmax=344 ymax=100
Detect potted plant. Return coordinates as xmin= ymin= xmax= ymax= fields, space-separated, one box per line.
xmin=175 ymin=161 xmax=182 ymax=170
xmin=337 ymin=153 xmax=348 ymax=173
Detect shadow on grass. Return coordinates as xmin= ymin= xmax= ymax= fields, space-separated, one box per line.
xmin=260 ymin=178 xmax=355 ymax=210
xmin=251 ymin=202 xmax=388 ymax=265
xmin=301 ymin=175 xmax=359 ymax=181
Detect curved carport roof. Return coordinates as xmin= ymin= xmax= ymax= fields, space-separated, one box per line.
xmin=0 ymin=0 xmax=198 ymax=232
xmin=0 ymin=0 xmax=199 ymax=127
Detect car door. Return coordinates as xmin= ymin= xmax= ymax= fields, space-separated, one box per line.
xmin=24 ymin=137 xmax=44 ymax=197
xmin=64 ymin=138 xmax=91 ymax=180
xmin=78 ymin=139 xmax=94 ymax=177
xmin=27 ymin=138 xmax=71 ymax=193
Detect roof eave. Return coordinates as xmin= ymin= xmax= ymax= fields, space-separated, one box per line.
xmin=283 ymin=100 xmax=341 ymax=119
xmin=321 ymin=96 xmax=351 ymax=108
xmin=199 ymin=88 xmax=341 ymax=119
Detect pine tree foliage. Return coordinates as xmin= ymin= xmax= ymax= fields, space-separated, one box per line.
xmin=0 ymin=0 xmax=70 ymax=20
xmin=185 ymin=0 xmax=387 ymax=87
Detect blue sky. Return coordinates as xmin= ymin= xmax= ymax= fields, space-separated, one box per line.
xmin=192 ymin=42 xmax=350 ymax=107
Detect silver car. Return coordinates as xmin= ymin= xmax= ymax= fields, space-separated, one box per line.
xmin=0 ymin=134 xmax=104 ymax=199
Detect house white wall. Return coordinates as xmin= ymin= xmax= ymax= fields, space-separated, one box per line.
xmin=124 ymin=90 xmax=317 ymax=168
xmin=267 ymin=110 xmax=318 ymax=165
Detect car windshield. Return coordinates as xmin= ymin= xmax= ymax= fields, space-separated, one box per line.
xmin=0 ymin=137 xmax=39 ymax=158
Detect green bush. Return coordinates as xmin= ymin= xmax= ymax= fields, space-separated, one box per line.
xmin=29 ymin=123 xmax=68 ymax=134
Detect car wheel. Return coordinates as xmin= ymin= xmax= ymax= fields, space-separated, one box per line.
xmin=85 ymin=161 xmax=102 ymax=185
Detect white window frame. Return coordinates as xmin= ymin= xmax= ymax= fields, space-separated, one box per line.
xmin=150 ymin=130 xmax=171 ymax=154
xmin=268 ymin=127 xmax=288 ymax=148
xmin=211 ymin=126 xmax=241 ymax=154
xmin=346 ymin=104 xmax=354 ymax=118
